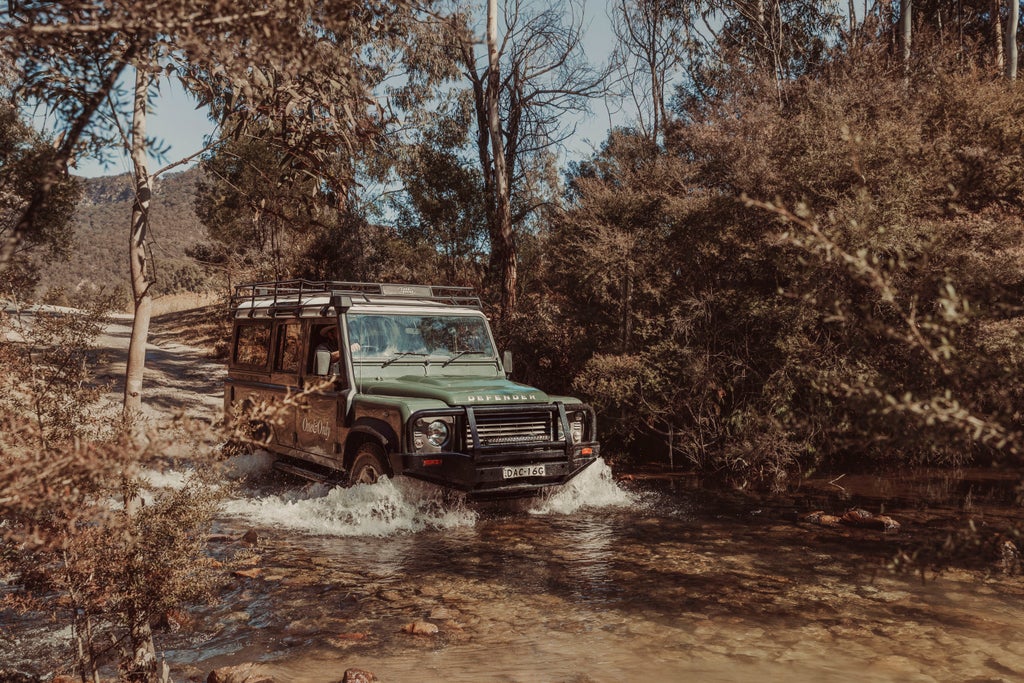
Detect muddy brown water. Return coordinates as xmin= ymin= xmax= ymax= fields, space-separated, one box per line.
xmin=3 ymin=459 xmax=1024 ymax=682
xmin=153 ymin=463 xmax=1024 ymax=681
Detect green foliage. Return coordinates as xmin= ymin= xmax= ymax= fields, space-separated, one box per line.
xmin=0 ymin=102 xmax=81 ymax=298
xmin=391 ymin=140 xmax=489 ymax=283
xmin=534 ymin=42 xmax=1024 ymax=487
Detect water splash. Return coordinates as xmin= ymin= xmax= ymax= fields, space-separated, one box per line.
xmin=528 ymin=458 xmax=638 ymax=515
xmin=223 ymin=450 xmax=276 ymax=480
xmin=221 ymin=476 xmax=477 ymax=537
xmin=137 ymin=467 xmax=190 ymax=491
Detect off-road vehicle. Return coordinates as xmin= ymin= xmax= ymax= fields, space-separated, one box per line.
xmin=225 ymin=281 xmax=599 ymax=499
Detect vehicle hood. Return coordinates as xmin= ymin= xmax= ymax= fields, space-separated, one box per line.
xmin=358 ymin=376 xmax=550 ymax=406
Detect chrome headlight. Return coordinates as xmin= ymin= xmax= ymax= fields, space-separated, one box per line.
xmin=414 ymin=417 xmax=452 ymax=452
xmin=426 ymin=420 xmax=449 ymax=448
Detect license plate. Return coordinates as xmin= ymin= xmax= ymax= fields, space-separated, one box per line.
xmin=503 ymin=465 xmax=546 ymax=479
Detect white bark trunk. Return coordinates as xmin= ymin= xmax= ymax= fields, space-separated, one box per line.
xmin=123 ymin=64 xmax=154 ymax=422
xmin=486 ymin=0 xmax=517 ymax=319
xmin=1007 ymin=0 xmax=1019 ymax=80
xmin=900 ymin=0 xmax=912 ymax=70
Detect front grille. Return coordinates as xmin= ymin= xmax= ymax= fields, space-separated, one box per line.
xmin=468 ymin=410 xmax=556 ymax=447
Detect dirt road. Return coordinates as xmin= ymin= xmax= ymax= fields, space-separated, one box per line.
xmin=93 ymin=310 xmax=226 ymax=421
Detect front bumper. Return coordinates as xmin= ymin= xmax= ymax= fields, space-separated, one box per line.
xmin=399 ymin=402 xmax=600 ymax=499
xmin=401 ymin=445 xmax=600 ymax=499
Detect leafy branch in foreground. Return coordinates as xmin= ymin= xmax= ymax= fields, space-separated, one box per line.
xmin=0 ymin=301 xmax=224 ymax=682
xmin=744 ymin=194 xmax=1022 ymax=460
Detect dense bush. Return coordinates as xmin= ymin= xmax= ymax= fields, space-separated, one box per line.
xmin=0 ymin=298 xmax=224 ymax=680
xmin=517 ymin=46 xmax=1024 ymax=488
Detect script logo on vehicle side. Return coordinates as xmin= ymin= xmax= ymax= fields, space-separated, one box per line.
xmin=301 ymin=416 xmax=331 ymax=439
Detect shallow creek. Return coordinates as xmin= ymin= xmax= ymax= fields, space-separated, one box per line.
xmin=5 ymin=458 xmax=1024 ymax=682
xmin=184 ymin=458 xmax=1024 ymax=682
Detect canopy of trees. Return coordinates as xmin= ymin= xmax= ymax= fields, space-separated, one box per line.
xmin=6 ymin=1 xmax=1024 ymax=488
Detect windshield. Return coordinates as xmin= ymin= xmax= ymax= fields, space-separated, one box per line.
xmin=346 ymin=313 xmax=495 ymax=362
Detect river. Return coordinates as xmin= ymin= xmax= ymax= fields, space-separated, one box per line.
xmin=136 ymin=456 xmax=1024 ymax=682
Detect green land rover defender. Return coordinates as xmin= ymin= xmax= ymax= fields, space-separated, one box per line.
xmin=225 ymin=281 xmax=599 ymax=499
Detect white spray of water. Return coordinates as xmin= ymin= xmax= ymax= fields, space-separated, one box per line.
xmin=528 ymin=458 xmax=638 ymax=516
xmin=129 ymin=450 xmax=276 ymax=505
xmin=146 ymin=453 xmax=633 ymax=535
xmin=137 ymin=467 xmax=190 ymax=491
xmin=223 ymin=449 xmax=277 ymax=480
xmin=220 ymin=476 xmax=478 ymax=537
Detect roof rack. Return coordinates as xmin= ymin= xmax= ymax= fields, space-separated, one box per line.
xmin=230 ymin=280 xmax=483 ymax=315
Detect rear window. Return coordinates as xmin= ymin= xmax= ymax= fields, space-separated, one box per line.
xmin=233 ymin=322 xmax=271 ymax=368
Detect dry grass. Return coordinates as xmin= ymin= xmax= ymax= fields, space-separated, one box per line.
xmin=139 ymin=291 xmax=226 ymax=317
xmin=150 ymin=301 xmax=232 ymax=359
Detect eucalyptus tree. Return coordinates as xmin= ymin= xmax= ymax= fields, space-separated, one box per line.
xmin=609 ymin=0 xmax=691 ymax=144
xmin=193 ymin=4 xmax=441 ymax=285
xmin=2 ymin=2 xmax=412 ymax=678
xmin=441 ymin=0 xmax=605 ymax=319
xmin=3 ymin=0 xmax=413 ymax=420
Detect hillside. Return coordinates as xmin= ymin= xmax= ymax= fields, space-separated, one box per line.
xmin=36 ymin=167 xmax=209 ymax=303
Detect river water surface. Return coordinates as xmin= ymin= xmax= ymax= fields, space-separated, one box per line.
xmin=134 ymin=456 xmax=1024 ymax=683
xmin=4 ymin=454 xmax=1023 ymax=682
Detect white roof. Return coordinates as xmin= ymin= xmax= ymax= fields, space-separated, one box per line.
xmin=234 ymin=295 xmax=482 ymax=318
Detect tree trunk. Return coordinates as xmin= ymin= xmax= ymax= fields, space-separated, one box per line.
xmin=121 ymin=470 xmax=158 ymax=681
xmin=995 ymin=0 xmax=1006 ymax=71
xmin=847 ymin=0 xmax=857 ymax=50
xmin=123 ymin=64 xmax=155 ymax=423
xmin=900 ymin=0 xmax=912 ymax=73
xmin=127 ymin=601 xmax=157 ymax=682
xmin=486 ymin=0 xmax=517 ymax=319
xmin=1007 ymin=0 xmax=1019 ymax=80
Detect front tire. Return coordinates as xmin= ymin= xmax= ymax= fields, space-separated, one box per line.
xmin=349 ymin=442 xmax=387 ymax=486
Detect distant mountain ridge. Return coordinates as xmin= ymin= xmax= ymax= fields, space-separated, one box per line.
xmin=37 ymin=166 xmax=208 ymax=302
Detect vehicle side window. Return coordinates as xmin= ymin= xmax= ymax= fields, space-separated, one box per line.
xmin=233 ymin=322 xmax=271 ymax=368
xmin=274 ymin=323 xmax=302 ymax=373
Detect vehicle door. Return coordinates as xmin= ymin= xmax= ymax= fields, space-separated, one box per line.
xmin=295 ymin=318 xmax=347 ymax=460
xmin=268 ymin=319 xmax=303 ymax=448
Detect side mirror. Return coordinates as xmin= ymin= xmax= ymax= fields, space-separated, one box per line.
xmin=314 ymin=348 xmax=331 ymax=376
xmin=502 ymin=350 xmax=514 ymax=378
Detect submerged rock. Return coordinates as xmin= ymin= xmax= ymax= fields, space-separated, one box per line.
xmin=841 ymin=508 xmax=901 ymax=531
xmin=340 ymin=669 xmax=377 ymax=683
xmin=402 ymin=620 xmax=439 ymax=635
xmin=428 ymin=606 xmax=457 ymax=620
xmin=233 ymin=567 xmax=263 ymax=579
xmin=800 ymin=510 xmax=842 ymax=527
xmin=801 ymin=508 xmax=900 ymax=531
xmin=207 ymin=662 xmax=274 ymax=683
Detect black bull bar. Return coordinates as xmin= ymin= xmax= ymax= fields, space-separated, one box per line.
xmin=399 ymin=403 xmax=600 ymax=499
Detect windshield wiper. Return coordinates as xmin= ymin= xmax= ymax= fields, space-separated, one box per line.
xmin=442 ymin=350 xmax=485 ymax=367
xmin=381 ymin=351 xmax=428 ymax=367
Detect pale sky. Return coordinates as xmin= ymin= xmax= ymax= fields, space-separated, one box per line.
xmin=68 ymin=77 xmax=216 ymax=178
xmin=62 ymin=5 xmax=621 ymax=178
